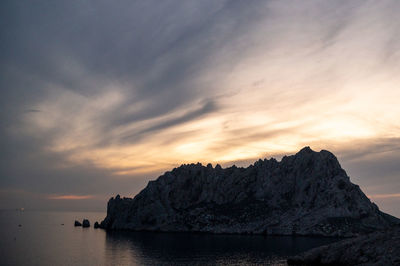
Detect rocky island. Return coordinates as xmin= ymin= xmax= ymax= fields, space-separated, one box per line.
xmin=100 ymin=147 xmax=398 ymax=237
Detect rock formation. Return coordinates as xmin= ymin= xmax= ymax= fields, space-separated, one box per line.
xmin=74 ymin=220 xmax=82 ymax=226
xmin=94 ymin=221 xmax=99 ymax=228
xmin=82 ymin=219 xmax=90 ymax=228
xmin=100 ymin=147 xmax=399 ymax=236
xmin=288 ymin=225 xmax=400 ymax=265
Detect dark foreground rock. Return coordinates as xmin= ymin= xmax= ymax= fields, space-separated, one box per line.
xmin=74 ymin=220 xmax=82 ymax=226
xmin=94 ymin=221 xmax=99 ymax=228
xmin=100 ymin=147 xmax=399 ymax=236
xmin=82 ymin=219 xmax=90 ymax=228
xmin=288 ymin=226 xmax=400 ymax=265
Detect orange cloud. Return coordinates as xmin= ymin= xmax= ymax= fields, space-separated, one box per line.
xmin=48 ymin=194 xmax=94 ymax=200
xmin=368 ymin=193 xmax=400 ymax=199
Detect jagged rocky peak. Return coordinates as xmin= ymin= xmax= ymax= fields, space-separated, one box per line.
xmin=100 ymin=147 xmax=399 ymax=236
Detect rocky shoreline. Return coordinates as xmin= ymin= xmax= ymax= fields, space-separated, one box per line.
xmin=288 ymin=225 xmax=400 ymax=265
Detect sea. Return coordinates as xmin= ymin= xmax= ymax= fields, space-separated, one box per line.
xmin=0 ymin=210 xmax=341 ymax=265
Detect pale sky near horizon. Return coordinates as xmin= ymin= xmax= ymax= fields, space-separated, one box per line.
xmin=1 ymin=0 xmax=400 ymax=217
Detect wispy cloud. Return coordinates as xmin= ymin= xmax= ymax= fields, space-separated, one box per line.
xmin=1 ymin=0 xmax=400 ymax=214
xmin=23 ymin=109 xmax=41 ymax=113
xmin=48 ymin=195 xmax=94 ymax=200
xmin=368 ymin=193 xmax=400 ymax=199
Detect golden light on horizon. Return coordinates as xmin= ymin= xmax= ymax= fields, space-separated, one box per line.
xmin=20 ymin=69 xmax=400 ymax=177
xmin=48 ymin=195 xmax=94 ymax=200
xmin=3 ymin=0 xmax=400 ymax=222
xmin=368 ymin=193 xmax=400 ymax=199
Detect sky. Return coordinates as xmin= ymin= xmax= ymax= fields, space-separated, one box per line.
xmin=1 ymin=0 xmax=399 ymax=216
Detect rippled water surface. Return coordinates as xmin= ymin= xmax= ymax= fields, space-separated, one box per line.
xmin=0 ymin=210 xmax=341 ymax=265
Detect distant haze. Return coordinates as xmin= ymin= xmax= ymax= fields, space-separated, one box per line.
xmin=0 ymin=0 xmax=399 ymax=217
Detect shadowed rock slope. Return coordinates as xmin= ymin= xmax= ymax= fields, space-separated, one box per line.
xmin=100 ymin=147 xmax=398 ymax=236
xmin=287 ymin=225 xmax=400 ymax=265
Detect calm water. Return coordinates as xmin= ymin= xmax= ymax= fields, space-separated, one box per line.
xmin=0 ymin=210 xmax=341 ymax=265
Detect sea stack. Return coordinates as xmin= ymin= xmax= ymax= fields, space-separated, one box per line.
xmin=82 ymin=219 xmax=90 ymax=228
xmin=100 ymin=147 xmax=399 ymax=236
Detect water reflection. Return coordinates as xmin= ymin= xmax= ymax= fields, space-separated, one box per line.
xmin=104 ymin=231 xmax=341 ymax=265
xmin=0 ymin=211 xmax=342 ymax=266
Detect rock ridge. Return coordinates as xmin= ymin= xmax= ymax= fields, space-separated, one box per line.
xmin=288 ymin=225 xmax=400 ymax=265
xmin=100 ymin=147 xmax=398 ymax=236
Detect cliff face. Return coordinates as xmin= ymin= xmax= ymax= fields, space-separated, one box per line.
xmin=100 ymin=147 xmax=398 ymax=236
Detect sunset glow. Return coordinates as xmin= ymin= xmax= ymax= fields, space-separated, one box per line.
xmin=369 ymin=193 xmax=400 ymax=199
xmin=48 ymin=195 xmax=94 ymax=200
xmin=1 ymin=0 xmax=399 ymax=216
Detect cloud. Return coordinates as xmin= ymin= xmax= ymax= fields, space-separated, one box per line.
xmin=368 ymin=193 xmax=400 ymax=199
xmin=121 ymin=100 xmax=218 ymax=143
xmin=1 ymin=0 xmax=400 ymax=214
xmin=48 ymin=195 xmax=94 ymax=200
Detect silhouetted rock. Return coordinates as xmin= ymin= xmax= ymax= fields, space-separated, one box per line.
xmin=288 ymin=225 xmax=400 ymax=265
xmin=100 ymin=147 xmax=399 ymax=236
xmin=74 ymin=220 xmax=82 ymax=226
xmin=82 ymin=219 xmax=90 ymax=228
xmin=94 ymin=221 xmax=99 ymax=228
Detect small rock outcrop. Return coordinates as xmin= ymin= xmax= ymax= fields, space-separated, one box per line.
xmin=74 ymin=220 xmax=82 ymax=226
xmin=82 ymin=219 xmax=90 ymax=228
xmin=288 ymin=225 xmax=400 ymax=265
xmin=94 ymin=221 xmax=99 ymax=228
xmin=100 ymin=147 xmax=399 ymax=236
